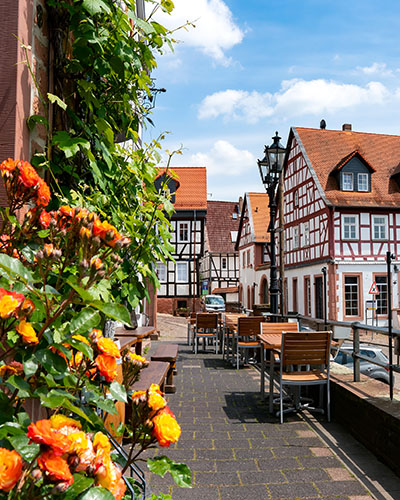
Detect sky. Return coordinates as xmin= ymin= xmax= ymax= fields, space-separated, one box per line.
xmin=144 ymin=0 xmax=400 ymax=202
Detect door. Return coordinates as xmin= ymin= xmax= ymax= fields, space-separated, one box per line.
xmin=315 ymin=276 xmax=323 ymax=319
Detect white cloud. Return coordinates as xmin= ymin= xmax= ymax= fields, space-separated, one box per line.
xmin=155 ymin=0 xmax=244 ymax=65
xmin=198 ymin=79 xmax=390 ymax=123
xmin=357 ymin=62 xmax=393 ymax=76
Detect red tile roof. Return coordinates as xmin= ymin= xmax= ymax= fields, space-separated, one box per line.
xmin=206 ymin=201 xmax=240 ymax=253
xmin=248 ymin=193 xmax=270 ymax=242
xmin=294 ymin=127 xmax=400 ymax=207
xmin=212 ymin=286 xmax=239 ymax=294
xmin=157 ymin=167 xmax=207 ymax=210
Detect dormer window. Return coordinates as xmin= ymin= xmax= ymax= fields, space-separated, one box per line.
xmin=342 ymin=173 xmax=353 ymax=191
xmin=358 ymin=173 xmax=368 ymax=192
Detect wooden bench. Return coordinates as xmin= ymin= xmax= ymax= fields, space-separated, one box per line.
xmin=151 ymin=344 xmax=178 ymax=394
xmin=130 ymin=360 xmax=170 ymax=393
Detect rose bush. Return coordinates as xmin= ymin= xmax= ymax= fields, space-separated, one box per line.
xmin=0 ymin=160 xmax=189 ymax=499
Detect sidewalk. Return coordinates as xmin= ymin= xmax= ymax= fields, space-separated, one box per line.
xmin=144 ymin=314 xmax=400 ymax=500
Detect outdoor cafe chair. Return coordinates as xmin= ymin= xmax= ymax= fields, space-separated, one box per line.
xmin=193 ymin=313 xmax=219 ymax=354
xmin=187 ymin=312 xmax=197 ymax=346
xmin=235 ymin=316 xmax=265 ymax=370
xmin=276 ymin=330 xmax=332 ymax=424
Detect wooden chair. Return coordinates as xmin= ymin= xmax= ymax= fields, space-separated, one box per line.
xmin=187 ymin=312 xmax=196 ymax=346
xmin=235 ymin=316 xmax=265 ymax=369
xmin=193 ymin=313 xmax=219 ymax=354
xmin=276 ymin=330 xmax=332 ymax=424
xmin=259 ymin=321 xmax=299 ymax=401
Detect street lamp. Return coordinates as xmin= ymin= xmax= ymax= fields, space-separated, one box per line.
xmin=258 ymin=132 xmax=286 ymax=318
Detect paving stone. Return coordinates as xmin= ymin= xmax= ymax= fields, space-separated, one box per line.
xmin=257 ymin=457 xmax=301 ymax=470
xmin=195 ymin=471 xmax=240 ymax=486
xmin=175 ymin=438 xmax=213 ymax=449
xmin=216 ymin=459 xmax=258 ymax=472
xmin=250 ymin=437 xmax=289 ymax=448
xmin=315 ymin=480 xmax=369 ymax=496
xmin=195 ymin=448 xmax=235 ymax=460
xmin=271 ymin=446 xmax=313 ymax=458
xmin=239 ymin=469 xmax=287 ymax=484
xmin=219 ymin=485 xmax=270 ymax=499
xmin=298 ymin=456 xmax=340 ymax=469
xmin=183 ymin=459 xmax=216 ymax=472
xmin=283 ymin=468 xmax=331 ymax=482
xmin=213 ymin=438 xmax=251 ymax=449
xmin=325 ymin=467 xmax=354 ymax=481
xmin=234 ymin=447 xmax=274 ymax=459
xmin=267 ymin=481 xmax=320 ymax=498
xmin=170 ymin=486 xmax=219 ymax=499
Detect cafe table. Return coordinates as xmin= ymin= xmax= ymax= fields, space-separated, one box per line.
xmin=114 ymin=325 xmax=156 ymax=356
xmin=222 ymin=313 xmax=247 ymax=362
xmin=258 ymin=332 xmax=282 ymax=413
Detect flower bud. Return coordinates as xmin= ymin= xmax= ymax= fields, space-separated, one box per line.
xmin=31 ymin=468 xmax=42 ymax=481
xmin=50 ymin=482 xmax=70 ymax=494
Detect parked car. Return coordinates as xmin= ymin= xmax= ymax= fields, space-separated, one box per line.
xmin=333 ymin=344 xmax=390 ymax=384
xmin=201 ymin=294 xmax=225 ymax=313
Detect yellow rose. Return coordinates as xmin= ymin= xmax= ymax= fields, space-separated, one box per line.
xmin=16 ymin=320 xmax=38 ymax=344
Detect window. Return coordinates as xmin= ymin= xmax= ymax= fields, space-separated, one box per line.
xmin=376 ymin=276 xmax=388 ymax=315
xmin=230 ymin=231 xmax=238 ymax=242
xmin=303 ymin=222 xmax=310 ymax=247
xmin=242 ymin=252 xmax=245 ymax=268
xmin=294 ymin=189 xmax=299 ymax=207
xmin=221 ymin=257 xmax=227 ymax=269
xmin=344 ymin=276 xmax=359 ymax=316
xmin=372 ymin=215 xmax=387 ymax=240
xmin=358 ymin=173 xmax=368 ymax=192
xmin=342 ymin=172 xmax=353 ymax=191
xmin=178 ymin=221 xmax=189 ymax=242
xmin=342 ymin=215 xmax=358 ymax=240
xmin=293 ymin=226 xmax=299 ymax=249
xmin=304 ymin=277 xmax=311 ymax=316
xmin=176 ymin=262 xmax=188 ymax=282
xmin=157 ymin=262 xmax=167 ymax=282
xmin=247 ymin=250 xmax=251 ymax=267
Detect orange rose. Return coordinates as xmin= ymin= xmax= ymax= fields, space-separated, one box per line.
xmin=0 ymin=158 xmax=17 ymax=172
xmin=71 ymin=334 xmax=90 ymax=345
xmin=90 ymin=257 xmax=103 ymax=270
xmin=74 ymin=208 xmax=89 ymax=220
xmin=39 ymin=210 xmax=51 ymax=228
xmin=92 ymin=219 xmax=106 ymax=238
xmin=152 ymin=407 xmax=181 ymax=447
xmin=16 ymin=320 xmax=39 ymax=344
xmin=59 ymin=205 xmax=74 ymax=218
xmin=95 ymin=354 xmax=117 ymax=382
xmin=0 ymin=295 xmax=19 ymax=319
xmin=50 ymin=415 xmax=82 ymax=431
xmin=36 ymin=178 xmax=51 ymax=207
xmin=20 ymin=298 xmax=35 ymax=317
xmin=18 ymin=161 xmax=40 ymax=188
xmin=0 ymin=289 xmax=25 ymax=307
xmin=95 ymin=456 xmax=126 ymax=500
xmin=37 ymin=450 xmax=73 ymax=486
xmin=0 ymin=362 xmax=23 ymax=379
xmin=80 ymin=227 xmax=90 ymax=239
xmin=0 ymin=448 xmax=23 ymax=492
xmin=97 ymin=337 xmax=121 ymax=359
xmin=27 ymin=420 xmax=70 ymax=456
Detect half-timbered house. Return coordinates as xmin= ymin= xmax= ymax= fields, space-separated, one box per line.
xmin=235 ymin=193 xmax=271 ymax=311
xmin=156 ymin=167 xmax=207 ymax=315
xmin=282 ymin=123 xmax=400 ymax=325
xmin=199 ymin=200 xmax=240 ymax=310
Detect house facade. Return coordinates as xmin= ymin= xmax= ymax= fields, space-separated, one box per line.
xmin=282 ymin=124 xmax=400 ymax=326
xmin=199 ymin=200 xmax=240 ymax=310
xmin=236 ymin=193 xmax=271 ymax=311
xmin=156 ymin=167 xmax=207 ymax=315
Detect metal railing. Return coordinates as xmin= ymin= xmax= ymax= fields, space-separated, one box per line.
xmin=261 ymin=311 xmax=400 ymax=400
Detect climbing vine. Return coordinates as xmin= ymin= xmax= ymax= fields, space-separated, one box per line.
xmin=29 ymin=0 xmax=179 ymax=310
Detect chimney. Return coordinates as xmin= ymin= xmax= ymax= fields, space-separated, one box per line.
xmin=320 ymin=119 xmax=326 ymax=129
xmin=342 ymin=123 xmax=352 ymax=131
xmin=238 ymin=196 xmax=243 ymax=214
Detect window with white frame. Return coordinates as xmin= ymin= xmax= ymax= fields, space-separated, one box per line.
xmin=342 ymin=215 xmax=358 ymax=240
xmin=358 ymin=173 xmax=368 ymax=192
xmin=176 ymin=262 xmax=188 ymax=282
xmin=157 ymin=262 xmax=167 ymax=282
xmin=303 ymin=221 xmax=310 ymax=247
xmin=293 ymin=226 xmax=299 ymax=249
xmin=305 ymin=277 xmax=311 ymax=316
xmin=294 ymin=189 xmax=299 ymax=207
xmin=372 ymin=215 xmax=388 ymax=240
xmin=342 ymin=172 xmax=354 ymax=191
xmin=376 ymin=275 xmax=388 ymax=315
xmin=221 ymin=257 xmax=227 ymax=269
xmin=344 ymin=276 xmax=359 ymax=316
xmin=178 ymin=221 xmax=189 ymax=242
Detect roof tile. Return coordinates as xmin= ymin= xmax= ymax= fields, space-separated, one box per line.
xmin=206 ymin=201 xmax=240 ymax=253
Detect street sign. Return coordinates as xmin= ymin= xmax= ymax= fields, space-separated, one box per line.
xmin=369 ymin=281 xmax=379 ymax=295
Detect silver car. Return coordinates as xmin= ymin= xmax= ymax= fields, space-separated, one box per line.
xmin=333 ymin=345 xmax=390 ymax=384
xmin=202 ymin=294 xmax=225 ymax=313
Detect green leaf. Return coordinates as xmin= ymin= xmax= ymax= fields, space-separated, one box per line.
xmin=27 ymin=114 xmax=48 ymax=132
xmin=8 ymin=435 xmax=40 ymax=462
xmin=35 ymin=350 xmax=68 ymax=376
xmin=23 ymin=357 xmax=38 ymax=378
xmin=77 ymin=487 xmax=115 ymax=500
xmin=147 ymin=457 xmax=192 ymax=488
xmin=89 ymin=301 xmax=130 ymax=324
xmin=0 ymin=253 xmax=36 ymax=283
xmin=82 ymin=0 xmax=111 ymax=15
xmin=96 ymin=398 xmax=117 ymax=415
xmin=109 ymin=381 xmax=127 ymax=403
xmin=68 ymin=337 xmax=94 ymax=361
xmin=67 ymin=278 xmax=95 ymax=301
xmin=47 ymin=92 xmax=67 ymax=110
xmin=128 ymin=12 xmax=156 ymax=34
xmin=64 ymin=475 xmax=94 ymax=500
xmin=70 ymin=308 xmax=101 ymax=335
xmin=53 ymin=131 xmax=90 ymax=159
xmin=63 ymin=400 xmax=93 ymax=423
xmin=6 ymin=375 xmax=31 ymax=398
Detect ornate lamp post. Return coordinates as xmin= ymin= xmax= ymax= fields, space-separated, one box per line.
xmin=258 ymin=132 xmax=286 ymax=317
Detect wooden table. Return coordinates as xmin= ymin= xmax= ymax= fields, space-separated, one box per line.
xmin=222 ymin=313 xmax=247 ymax=362
xmin=114 ymin=325 xmax=156 ymax=355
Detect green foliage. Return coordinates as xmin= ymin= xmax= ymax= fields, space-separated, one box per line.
xmin=148 ymin=456 xmax=192 ymax=488
xmin=29 ymin=0 xmax=180 ymax=313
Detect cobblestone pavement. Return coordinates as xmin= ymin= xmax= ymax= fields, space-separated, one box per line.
xmin=142 ymin=314 xmax=400 ymax=500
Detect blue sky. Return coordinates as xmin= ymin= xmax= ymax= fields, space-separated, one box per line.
xmin=144 ymin=0 xmax=400 ymax=201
